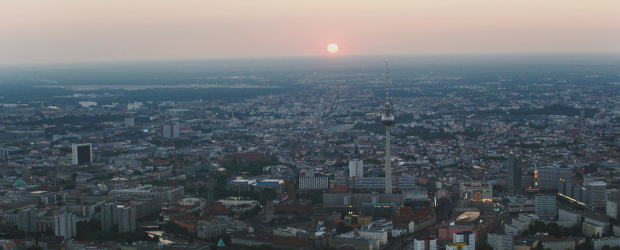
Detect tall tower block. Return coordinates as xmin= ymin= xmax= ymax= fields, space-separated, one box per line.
xmin=381 ymin=59 xmax=395 ymax=194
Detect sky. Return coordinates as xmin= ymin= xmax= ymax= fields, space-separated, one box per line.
xmin=1 ymin=0 xmax=619 ymax=65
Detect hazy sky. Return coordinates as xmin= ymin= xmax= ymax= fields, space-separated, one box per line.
xmin=1 ymin=0 xmax=619 ymax=65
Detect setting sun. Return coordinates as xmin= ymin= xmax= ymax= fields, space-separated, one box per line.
xmin=327 ymin=44 xmax=338 ymax=53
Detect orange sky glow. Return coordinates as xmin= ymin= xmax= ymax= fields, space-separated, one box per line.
xmin=0 ymin=0 xmax=619 ymax=65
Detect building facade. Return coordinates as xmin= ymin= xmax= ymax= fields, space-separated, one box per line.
xmin=299 ymin=177 xmax=329 ymax=190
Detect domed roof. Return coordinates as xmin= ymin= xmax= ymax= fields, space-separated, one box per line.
xmin=12 ymin=178 xmax=27 ymax=187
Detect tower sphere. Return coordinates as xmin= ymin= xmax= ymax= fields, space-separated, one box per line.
xmin=382 ymin=113 xmax=394 ymax=126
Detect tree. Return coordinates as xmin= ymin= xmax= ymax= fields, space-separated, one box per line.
xmin=336 ymin=222 xmax=353 ymax=234
xmin=602 ymin=245 xmax=611 ymax=250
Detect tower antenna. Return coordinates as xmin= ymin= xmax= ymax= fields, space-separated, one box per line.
xmin=386 ymin=59 xmax=390 ymax=108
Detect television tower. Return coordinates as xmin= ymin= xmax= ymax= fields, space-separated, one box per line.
xmin=381 ymin=59 xmax=394 ymax=194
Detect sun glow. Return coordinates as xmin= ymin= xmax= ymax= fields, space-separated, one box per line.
xmin=327 ymin=44 xmax=338 ymax=53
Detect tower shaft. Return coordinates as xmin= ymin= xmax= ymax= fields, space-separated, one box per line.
xmin=385 ymin=126 xmax=392 ymax=194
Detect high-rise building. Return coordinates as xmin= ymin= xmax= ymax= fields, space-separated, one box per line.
xmin=381 ymin=59 xmax=394 ymax=194
xmin=17 ymin=208 xmax=38 ymax=235
xmin=414 ymin=237 xmax=437 ymax=250
xmin=101 ymin=203 xmax=136 ymax=233
xmin=72 ymin=143 xmax=92 ymax=165
xmin=349 ymin=160 xmax=364 ymax=178
xmin=101 ymin=203 xmax=117 ymax=231
xmin=487 ymin=233 xmax=514 ymax=250
xmin=163 ymin=123 xmax=180 ymax=139
xmin=54 ymin=213 xmax=77 ymax=239
xmin=536 ymin=167 xmax=573 ymax=190
xmin=118 ymin=206 xmax=137 ymax=233
xmin=535 ymin=194 xmax=557 ymax=219
xmin=507 ymin=155 xmax=523 ymax=195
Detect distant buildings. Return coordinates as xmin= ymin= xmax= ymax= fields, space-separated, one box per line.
xmin=459 ymin=183 xmax=492 ymax=202
xmin=323 ymin=193 xmax=405 ymax=214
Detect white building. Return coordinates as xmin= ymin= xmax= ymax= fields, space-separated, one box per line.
xmin=54 ymin=213 xmax=77 ymax=239
xmin=349 ymin=160 xmax=364 ymax=178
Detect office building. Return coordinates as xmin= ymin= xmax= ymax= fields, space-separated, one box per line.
xmin=585 ymin=181 xmax=607 ymax=209
xmin=507 ymin=156 xmax=523 ymax=195
xmin=536 ymin=167 xmax=573 ymax=190
xmin=413 ymin=237 xmax=437 ymax=250
xmin=535 ymin=195 xmax=556 ymax=219
xmin=71 ymin=143 xmax=92 ymax=165
xmin=53 ymin=213 xmax=77 ymax=239
xmin=163 ymin=123 xmax=180 ymax=139
xmin=487 ymin=233 xmax=514 ymax=250
xmin=349 ymin=160 xmax=364 ymax=178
